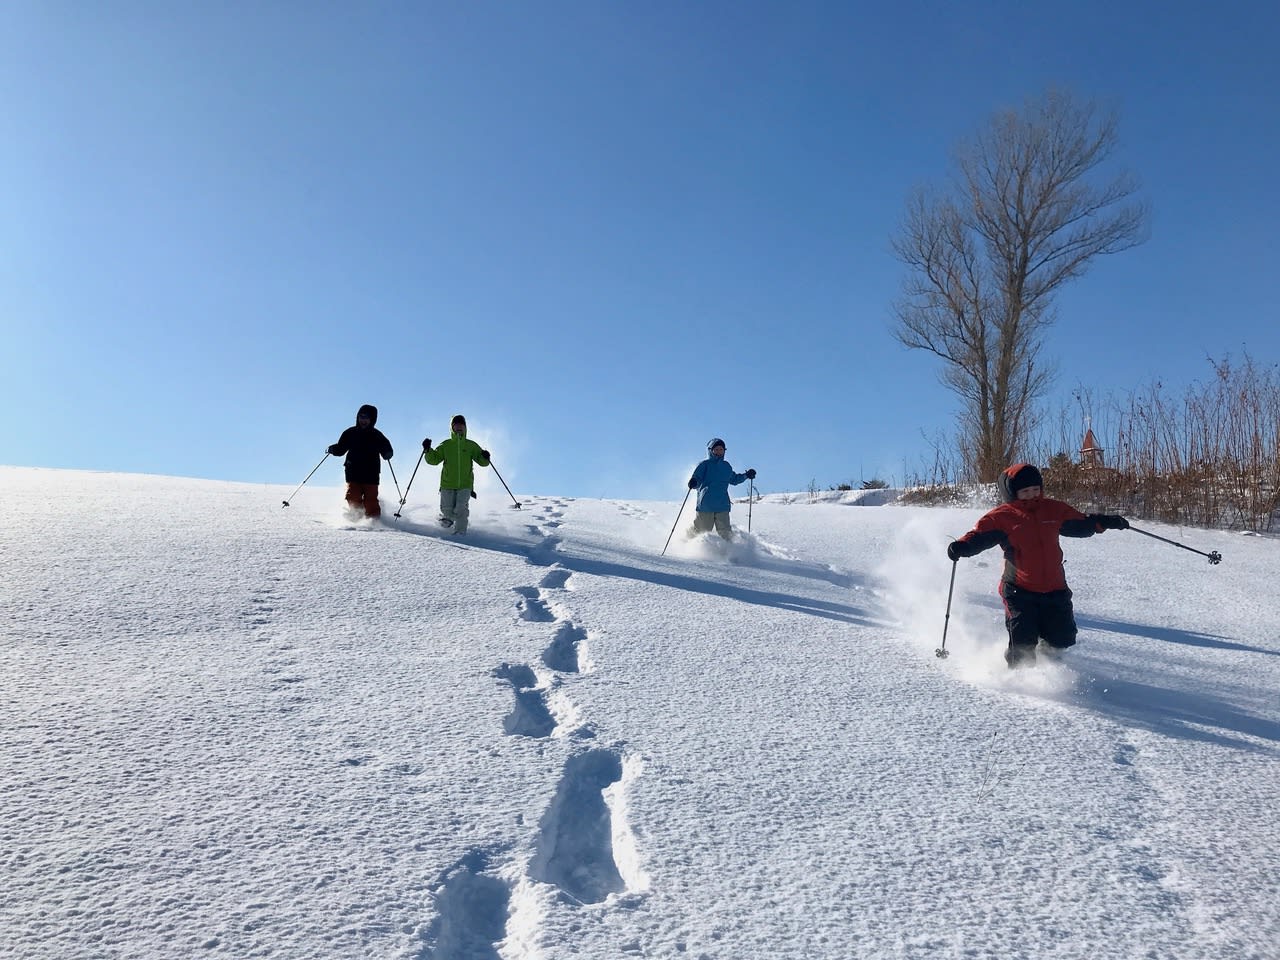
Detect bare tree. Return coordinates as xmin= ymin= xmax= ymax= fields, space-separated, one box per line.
xmin=890 ymin=90 xmax=1148 ymax=481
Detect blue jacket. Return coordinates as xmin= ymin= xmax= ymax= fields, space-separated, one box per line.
xmin=690 ymin=453 xmax=746 ymax=513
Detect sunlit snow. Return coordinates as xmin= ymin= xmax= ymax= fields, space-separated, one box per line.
xmin=3 ymin=467 xmax=1277 ymax=959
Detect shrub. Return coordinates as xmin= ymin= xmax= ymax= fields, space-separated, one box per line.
xmin=900 ymin=485 xmax=966 ymax=506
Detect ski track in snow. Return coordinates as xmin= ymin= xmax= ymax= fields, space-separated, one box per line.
xmin=417 ymin=497 xmax=642 ymax=960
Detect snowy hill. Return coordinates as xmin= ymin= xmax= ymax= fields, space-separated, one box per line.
xmin=3 ymin=466 xmax=1277 ymax=960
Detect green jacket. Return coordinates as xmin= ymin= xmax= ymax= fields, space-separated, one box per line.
xmin=424 ymin=431 xmax=490 ymax=490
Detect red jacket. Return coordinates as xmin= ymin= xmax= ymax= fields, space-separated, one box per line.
xmin=954 ymin=497 xmax=1101 ymax=593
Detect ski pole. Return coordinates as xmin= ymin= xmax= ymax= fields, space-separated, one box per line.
xmin=386 ymin=459 xmax=404 ymax=504
xmin=661 ymin=488 xmax=693 ymax=556
xmin=936 ymin=559 xmax=957 ymax=659
xmin=489 ymin=462 xmax=522 ymax=508
xmin=1127 ymin=524 xmax=1222 ymax=565
xmin=747 ymin=478 xmax=755 ymax=533
xmin=282 ymin=454 xmax=330 ymax=507
xmin=393 ymin=451 xmax=425 ymax=519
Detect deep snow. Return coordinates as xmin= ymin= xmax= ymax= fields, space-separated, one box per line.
xmin=2 ymin=466 xmax=1277 ymax=959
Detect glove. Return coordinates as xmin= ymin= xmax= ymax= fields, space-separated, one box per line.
xmin=744 ymin=468 xmax=757 ymax=480
xmin=470 ymin=491 xmax=477 ymax=499
xmin=422 ymin=438 xmax=432 ymax=451
xmin=481 ymin=450 xmax=491 ymax=460
xmin=327 ymin=445 xmax=341 ymax=456
xmin=688 ymin=478 xmax=698 ymax=490
xmin=946 ymin=541 xmax=964 ymax=562
xmin=1101 ymin=514 xmax=1129 ymax=530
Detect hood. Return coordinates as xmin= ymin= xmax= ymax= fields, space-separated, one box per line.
xmin=998 ymin=463 xmax=1043 ymax=502
xmin=451 ymin=414 xmax=466 ymax=437
xmin=356 ymin=404 xmax=378 ymax=427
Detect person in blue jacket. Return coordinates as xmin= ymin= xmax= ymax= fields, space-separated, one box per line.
xmin=687 ymin=438 xmax=756 ymax=540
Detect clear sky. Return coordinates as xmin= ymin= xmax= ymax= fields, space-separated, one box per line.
xmin=4 ymin=2 xmax=1278 ymax=499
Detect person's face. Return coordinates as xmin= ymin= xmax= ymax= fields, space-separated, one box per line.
xmin=711 ymin=443 xmax=725 ymax=456
xmin=357 ymin=414 xmax=372 ymax=427
xmin=452 ymin=420 xmax=466 ymax=434
xmin=1016 ymin=485 xmax=1042 ymax=500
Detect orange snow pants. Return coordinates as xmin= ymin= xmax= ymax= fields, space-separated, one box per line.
xmin=345 ymin=483 xmax=381 ymax=518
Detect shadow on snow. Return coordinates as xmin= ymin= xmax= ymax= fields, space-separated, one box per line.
xmin=1067 ymin=666 xmax=1280 ymax=754
xmin=391 ymin=520 xmax=880 ymax=628
xmin=1077 ymin=614 xmax=1278 ymax=658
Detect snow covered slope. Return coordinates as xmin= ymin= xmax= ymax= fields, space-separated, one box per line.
xmin=3 ymin=466 xmax=1276 ymax=959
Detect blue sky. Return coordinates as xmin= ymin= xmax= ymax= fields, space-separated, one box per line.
xmin=4 ymin=2 xmax=1277 ymax=499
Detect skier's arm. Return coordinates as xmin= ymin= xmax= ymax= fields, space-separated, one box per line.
xmin=380 ymin=432 xmax=394 ymax=460
xmin=948 ymin=528 xmax=1005 ymax=559
xmin=1058 ymin=503 xmax=1127 ymax=538
xmin=471 ymin=442 xmax=490 ymax=467
xmin=947 ymin=509 xmax=1010 ymax=559
xmin=328 ymin=428 xmax=352 ymax=457
xmin=1082 ymin=513 xmax=1129 ymax=533
xmin=1060 ymin=518 xmax=1097 ymax=538
xmin=424 ymin=442 xmax=446 ymax=466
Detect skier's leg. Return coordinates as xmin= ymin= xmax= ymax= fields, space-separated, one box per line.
xmin=345 ymin=483 xmax=364 ymax=516
xmin=1001 ymin=583 xmax=1039 ymax=667
xmin=713 ymin=512 xmax=733 ymax=539
xmin=689 ymin=511 xmax=715 ymax=537
xmin=1039 ymin=588 xmax=1078 ymax=650
xmin=439 ymin=489 xmax=457 ymax=527
xmin=363 ymin=484 xmax=382 ymax=518
xmin=453 ymin=488 xmax=472 ymax=534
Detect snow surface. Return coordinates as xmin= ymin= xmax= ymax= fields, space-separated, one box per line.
xmin=3 ymin=466 xmax=1278 ymax=960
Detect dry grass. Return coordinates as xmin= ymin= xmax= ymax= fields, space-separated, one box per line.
xmin=1035 ymin=354 xmax=1280 ymax=531
xmin=900 ymin=353 xmax=1280 ymax=532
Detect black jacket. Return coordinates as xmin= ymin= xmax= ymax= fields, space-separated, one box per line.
xmin=329 ymin=404 xmax=393 ymax=484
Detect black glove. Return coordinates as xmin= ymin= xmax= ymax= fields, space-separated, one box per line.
xmin=1097 ymin=514 xmax=1129 ymax=530
xmin=946 ymin=541 xmax=964 ymax=562
xmin=745 ymin=468 xmax=757 ymax=480
xmin=688 ymin=477 xmax=698 ymax=490
xmin=327 ymin=445 xmax=341 ymax=456
xmin=470 ymin=490 xmax=477 ymax=499
xmin=422 ymin=438 xmax=432 ymax=451
xmin=481 ymin=450 xmax=490 ymax=460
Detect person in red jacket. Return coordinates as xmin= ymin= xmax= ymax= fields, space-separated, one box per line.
xmin=946 ymin=463 xmax=1128 ymax=668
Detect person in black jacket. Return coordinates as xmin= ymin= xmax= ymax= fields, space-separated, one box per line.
xmin=327 ymin=404 xmax=393 ymax=518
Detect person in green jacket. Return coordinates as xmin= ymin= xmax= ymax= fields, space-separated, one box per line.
xmin=422 ymin=414 xmax=491 ymax=534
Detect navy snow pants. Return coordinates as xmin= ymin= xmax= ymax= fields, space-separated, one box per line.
xmin=999 ymin=582 xmax=1077 ymax=667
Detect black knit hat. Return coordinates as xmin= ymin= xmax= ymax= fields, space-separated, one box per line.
xmin=998 ymin=463 xmax=1043 ymax=502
